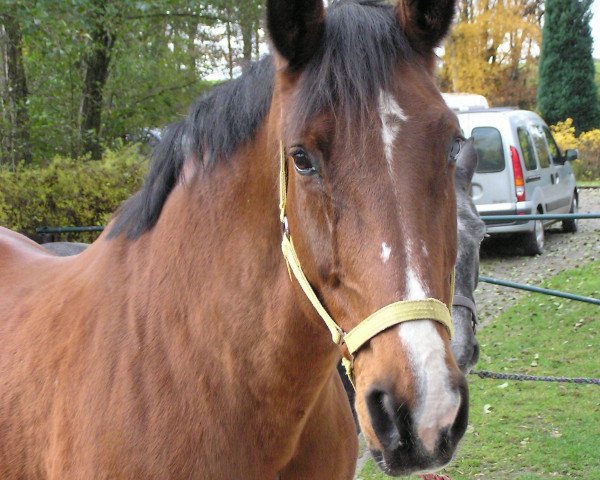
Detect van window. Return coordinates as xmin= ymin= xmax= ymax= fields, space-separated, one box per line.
xmin=543 ymin=126 xmax=563 ymax=164
xmin=472 ymin=127 xmax=505 ymax=173
xmin=517 ymin=127 xmax=537 ymax=170
xmin=530 ymin=125 xmax=551 ymax=168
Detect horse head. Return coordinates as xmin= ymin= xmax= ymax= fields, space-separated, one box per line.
xmin=452 ymin=138 xmax=485 ymax=373
xmin=268 ymin=0 xmax=467 ymax=475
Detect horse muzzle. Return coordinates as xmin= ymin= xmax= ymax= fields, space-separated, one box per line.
xmin=366 ymin=375 xmax=469 ymax=476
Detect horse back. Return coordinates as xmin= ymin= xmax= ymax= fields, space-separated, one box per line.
xmin=0 ymin=227 xmax=67 ymax=301
xmin=0 ymin=226 xmax=52 ymax=265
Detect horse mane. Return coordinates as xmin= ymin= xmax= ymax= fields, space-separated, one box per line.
xmin=109 ymin=0 xmax=414 ymax=240
xmin=108 ymin=58 xmax=275 ymax=239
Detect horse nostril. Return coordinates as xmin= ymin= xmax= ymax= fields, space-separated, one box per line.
xmin=366 ymin=388 xmax=410 ymax=451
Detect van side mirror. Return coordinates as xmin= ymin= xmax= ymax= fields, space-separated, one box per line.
xmin=565 ymin=149 xmax=578 ymax=162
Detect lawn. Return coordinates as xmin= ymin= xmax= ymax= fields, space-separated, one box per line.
xmin=577 ymin=180 xmax=600 ymax=187
xmin=359 ymin=260 xmax=600 ymax=480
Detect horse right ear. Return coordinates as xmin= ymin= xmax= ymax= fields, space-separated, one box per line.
xmin=267 ymin=0 xmax=325 ymax=72
xmin=396 ymin=0 xmax=457 ymax=54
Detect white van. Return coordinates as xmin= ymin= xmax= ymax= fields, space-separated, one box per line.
xmin=455 ymin=108 xmax=579 ymax=255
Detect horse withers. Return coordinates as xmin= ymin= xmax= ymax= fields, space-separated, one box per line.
xmin=0 ymin=1 xmax=466 ymax=478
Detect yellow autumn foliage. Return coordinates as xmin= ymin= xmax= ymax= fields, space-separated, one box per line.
xmin=551 ymin=118 xmax=600 ymax=179
xmin=441 ymin=0 xmax=541 ymax=108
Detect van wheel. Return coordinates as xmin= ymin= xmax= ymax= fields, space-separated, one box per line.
xmin=562 ymin=196 xmax=578 ymax=233
xmin=524 ymin=219 xmax=545 ymax=256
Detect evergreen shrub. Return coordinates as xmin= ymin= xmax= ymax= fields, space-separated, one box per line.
xmin=538 ymin=0 xmax=600 ymax=132
xmin=0 ymin=146 xmax=147 ymax=242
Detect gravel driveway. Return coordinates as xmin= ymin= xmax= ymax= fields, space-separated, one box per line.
xmin=476 ymin=188 xmax=600 ymax=328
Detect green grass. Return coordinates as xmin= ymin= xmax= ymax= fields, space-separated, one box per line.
xmin=359 ymin=261 xmax=600 ymax=480
xmin=577 ymin=180 xmax=600 ymax=187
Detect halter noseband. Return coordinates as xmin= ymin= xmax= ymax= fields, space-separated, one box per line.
xmin=452 ymin=294 xmax=478 ymax=334
xmin=278 ymin=143 xmax=454 ymax=386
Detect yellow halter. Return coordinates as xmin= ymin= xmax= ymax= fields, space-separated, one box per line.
xmin=279 ymin=143 xmax=454 ymax=386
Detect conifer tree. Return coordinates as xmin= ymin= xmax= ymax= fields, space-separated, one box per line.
xmin=538 ymin=0 xmax=600 ymax=132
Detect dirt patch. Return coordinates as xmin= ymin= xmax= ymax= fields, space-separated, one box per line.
xmin=476 ymin=188 xmax=600 ymax=328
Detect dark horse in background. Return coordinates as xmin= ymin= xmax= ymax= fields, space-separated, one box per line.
xmin=0 ymin=1 xmax=466 ymax=478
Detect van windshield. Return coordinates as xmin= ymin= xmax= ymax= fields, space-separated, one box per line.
xmin=472 ymin=127 xmax=505 ymax=173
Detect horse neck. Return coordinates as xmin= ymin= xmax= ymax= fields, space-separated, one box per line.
xmin=101 ymin=124 xmax=339 ymax=412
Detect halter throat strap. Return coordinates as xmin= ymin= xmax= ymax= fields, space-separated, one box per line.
xmin=278 ymin=143 xmax=454 ymax=384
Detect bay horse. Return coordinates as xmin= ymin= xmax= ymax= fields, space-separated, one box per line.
xmin=0 ymin=1 xmax=466 ymax=478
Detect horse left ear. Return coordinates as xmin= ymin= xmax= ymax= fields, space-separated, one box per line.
xmin=396 ymin=0 xmax=457 ymax=53
xmin=267 ymin=0 xmax=325 ymax=72
xmin=455 ymin=138 xmax=478 ymax=191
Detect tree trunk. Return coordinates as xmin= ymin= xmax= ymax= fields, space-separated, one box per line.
xmin=186 ymin=18 xmax=198 ymax=76
xmin=239 ymin=5 xmax=253 ymax=73
xmin=1 ymin=14 xmax=32 ymax=166
xmin=237 ymin=0 xmax=260 ymax=73
xmin=0 ymin=24 xmax=7 ymax=165
xmin=225 ymin=9 xmax=233 ymax=79
xmin=79 ymin=1 xmax=114 ymax=160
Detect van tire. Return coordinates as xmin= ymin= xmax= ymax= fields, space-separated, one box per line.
xmin=523 ymin=218 xmax=545 ymax=256
xmin=562 ymin=196 xmax=578 ymax=233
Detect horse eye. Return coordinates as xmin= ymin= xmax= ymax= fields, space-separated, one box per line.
xmin=448 ymin=138 xmax=462 ymax=165
xmin=291 ymin=149 xmax=317 ymax=176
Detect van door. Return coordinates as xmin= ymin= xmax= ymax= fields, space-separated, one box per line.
xmin=470 ymin=126 xmax=513 ymax=212
xmin=517 ymin=126 xmax=541 ymax=202
xmin=528 ymin=123 xmax=556 ymax=213
xmin=543 ymin=126 xmax=573 ymax=213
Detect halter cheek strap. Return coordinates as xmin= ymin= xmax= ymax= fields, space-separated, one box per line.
xmin=279 ymin=143 xmax=454 ymax=386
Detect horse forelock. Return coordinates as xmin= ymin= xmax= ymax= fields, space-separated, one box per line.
xmin=291 ymin=0 xmax=415 ymax=131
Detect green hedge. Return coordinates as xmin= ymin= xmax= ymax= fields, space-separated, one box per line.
xmin=0 ymin=146 xmax=147 ymax=242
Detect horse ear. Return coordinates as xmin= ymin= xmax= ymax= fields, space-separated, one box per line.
xmin=396 ymin=0 xmax=457 ymax=53
xmin=266 ymin=0 xmax=325 ymax=71
xmin=455 ymin=138 xmax=478 ymax=191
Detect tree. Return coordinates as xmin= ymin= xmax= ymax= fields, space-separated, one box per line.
xmin=235 ymin=0 xmax=262 ymax=73
xmin=0 ymin=0 xmax=265 ymax=163
xmin=0 ymin=9 xmax=32 ymax=166
xmin=441 ymin=0 xmax=542 ymax=108
xmin=79 ymin=0 xmax=116 ymax=160
xmin=538 ymin=0 xmax=600 ymax=132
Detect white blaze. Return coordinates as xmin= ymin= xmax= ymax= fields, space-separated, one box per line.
xmin=400 ymin=246 xmax=456 ymax=453
xmin=380 ymin=242 xmax=392 ymax=264
xmin=378 ymin=92 xmax=456 ymax=453
xmin=406 ymin=268 xmax=427 ymax=300
xmin=378 ymin=90 xmax=407 ymax=166
xmin=398 ymin=321 xmax=459 ymax=453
